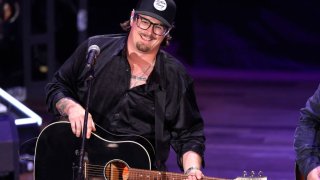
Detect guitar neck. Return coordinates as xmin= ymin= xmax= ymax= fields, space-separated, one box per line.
xmin=130 ymin=168 xmax=229 ymax=180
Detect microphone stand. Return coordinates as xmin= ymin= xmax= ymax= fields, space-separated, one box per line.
xmin=76 ymin=63 xmax=96 ymax=180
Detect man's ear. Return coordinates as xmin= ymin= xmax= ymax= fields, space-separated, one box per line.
xmin=130 ymin=9 xmax=135 ymax=24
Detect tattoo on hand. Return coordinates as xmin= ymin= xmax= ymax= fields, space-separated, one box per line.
xmin=57 ymin=98 xmax=69 ymax=116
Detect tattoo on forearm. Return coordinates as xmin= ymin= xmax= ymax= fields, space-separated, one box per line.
xmin=56 ymin=98 xmax=69 ymax=116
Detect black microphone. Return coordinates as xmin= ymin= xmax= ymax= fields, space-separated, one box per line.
xmin=86 ymin=45 xmax=100 ymax=68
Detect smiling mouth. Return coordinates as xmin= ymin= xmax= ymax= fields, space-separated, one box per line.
xmin=140 ymin=33 xmax=154 ymax=41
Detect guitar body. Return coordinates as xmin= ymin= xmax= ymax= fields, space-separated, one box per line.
xmin=34 ymin=121 xmax=155 ymax=180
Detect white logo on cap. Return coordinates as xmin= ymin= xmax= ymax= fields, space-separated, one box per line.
xmin=153 ymin=0 xmax=167 ymax=11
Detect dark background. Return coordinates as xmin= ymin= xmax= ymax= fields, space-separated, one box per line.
xmin=1 ymin=1 xmax=320 ymax=179
xmin=1 ymin=0 xmax=320 ymax=89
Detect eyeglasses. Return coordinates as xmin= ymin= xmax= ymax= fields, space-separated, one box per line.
xmin=134 ymin=14 xmax=170 ymax=36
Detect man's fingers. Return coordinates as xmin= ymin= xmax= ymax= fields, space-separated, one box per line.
xmin=196 ymin=171 xmax=203 ymax=179
xmin=69 ymin=113 xmax=95 ymax=139
xmin=196 ymin=174 xmax=203 ymax=179
xmin=86 ymin=121 xmax=92 ymax=139
xmin=187 ymin=175 xmax=197 ymax=180
xmin=70 ymin=120 xmax=81 ymax=137
xmin=71 ymin=121 xmax=76 ymax=135
xmin=92 ymin=121 xmax=96 ymax=131
xmin=187 ymin=170 xmax=203 ymax=180
xmin=75 ymin=120 xmax=82 ymax=137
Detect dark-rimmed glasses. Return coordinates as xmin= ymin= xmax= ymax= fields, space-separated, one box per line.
xmin=134 ymin=14 xmax=170 ymax=36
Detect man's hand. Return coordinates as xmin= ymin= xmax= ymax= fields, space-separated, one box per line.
xmin=185 ymin=167 xmax=203 ymax=180
xmin=56 ymin=98 xmax=96 ymax=138
xmin=307 ymin=166 xmax=320 ymax=180
xmin=183 ymin=151 xmax=204 ymax=180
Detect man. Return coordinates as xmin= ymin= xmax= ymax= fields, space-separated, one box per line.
xmin=294 ymin=84 xmax=320 ymax=180
xmin=45 ymin=0 xmax=205 ymax=179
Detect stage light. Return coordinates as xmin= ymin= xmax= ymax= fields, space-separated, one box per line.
xmin=0 ymin=88 xmax=42 ymax=126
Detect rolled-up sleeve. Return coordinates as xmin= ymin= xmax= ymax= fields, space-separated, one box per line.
xmin=169 ymin=82 xmax=206 ymax=170
xmin=294 ymin=84 xmax=320 ymax=178
xmin=45 ymin=40 xmax=87 ymax=116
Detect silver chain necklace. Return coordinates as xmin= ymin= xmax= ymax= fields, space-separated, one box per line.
xmin=131 ymin=75 xmax=148 ymax=81
xmin=130 ymin=60 xmax=155 ymax=88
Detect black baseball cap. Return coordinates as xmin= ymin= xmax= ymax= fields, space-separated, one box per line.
xmin=135 ymin=0 xmax=176 ymax=28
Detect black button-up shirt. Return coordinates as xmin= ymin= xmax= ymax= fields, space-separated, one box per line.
xmin=294 ymin=84 xmax=320 ymax=178
xmin=45 ymin=34 xmax=205 ymax=170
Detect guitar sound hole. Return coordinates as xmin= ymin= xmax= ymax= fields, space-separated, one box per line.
xmin=104 ymin=160 xmax=129 ymax=180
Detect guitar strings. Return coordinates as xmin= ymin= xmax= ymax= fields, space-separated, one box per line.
xmin=84 ymin=164 xmax=211 ymax=179
xmin=82 ymin=163 xmax=255 ymax=179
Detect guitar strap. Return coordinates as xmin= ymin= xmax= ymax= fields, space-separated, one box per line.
xmin=154 ymin=56 xmax=167 ymax=171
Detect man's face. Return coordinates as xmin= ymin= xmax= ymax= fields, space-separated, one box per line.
xmin=130 ymin=14 xmax=167 ymax=53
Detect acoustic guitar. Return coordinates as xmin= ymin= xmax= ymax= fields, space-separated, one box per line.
xmin=34 ymin=121 xmax=267 ymax=180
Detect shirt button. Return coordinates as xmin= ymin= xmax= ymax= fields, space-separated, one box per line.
xmin=114 ymin=113 xmax=120 ymax=119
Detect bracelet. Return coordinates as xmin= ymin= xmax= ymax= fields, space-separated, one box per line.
xmin=184 ymin=166 xmax=199 ymax=175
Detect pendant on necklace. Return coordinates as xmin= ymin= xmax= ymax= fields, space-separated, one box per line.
xmin=131 ymin=75 xmax=147 ymax=81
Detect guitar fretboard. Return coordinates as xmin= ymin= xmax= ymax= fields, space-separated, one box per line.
xmin=129 ymin=168 xmax=229 ymax=180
